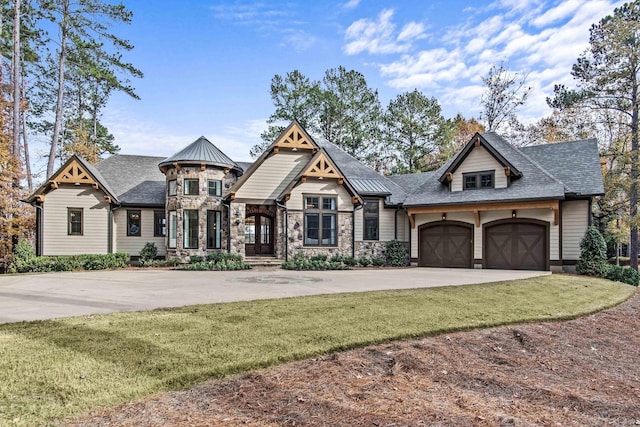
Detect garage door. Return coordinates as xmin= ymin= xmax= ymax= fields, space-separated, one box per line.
xmin=419 ymin=222 xmax=472 ymax=268
xmin=484 ymin=220 xmax=548 ymax=270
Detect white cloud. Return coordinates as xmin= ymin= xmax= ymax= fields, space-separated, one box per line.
xmin=352 ymin=1 xmax=621 ymax=122
xmin=342 ymin=0 xmax=360 ymax=10
xmin=281 ymin=29 xmax=317 ymax=53
xmin=343 ymin=9 xmax=425 ymax=55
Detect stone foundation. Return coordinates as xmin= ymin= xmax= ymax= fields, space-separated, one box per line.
xmin=354 ymin=241 xmax=410 ymax=262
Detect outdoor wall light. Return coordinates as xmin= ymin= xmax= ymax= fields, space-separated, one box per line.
xmin=512 ymin=210 xmax=517 ymax=218
xmin=442 ymin=213 xmax=446 ymax=221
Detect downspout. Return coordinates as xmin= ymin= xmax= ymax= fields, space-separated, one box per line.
xmin=223 ymin=200 xmax=231 ymax=253
xmin=353 ymin=203 xmax=364 ymax=259
xmin=21 ymin=200 xmax=43 ymax=256
xmin=404 ymin=206 xmax=412 ymax=265
xmin=275 ymin=200 xmax=288 ymax=262
xmin=110 ymin=204 xmax=122 ymax=254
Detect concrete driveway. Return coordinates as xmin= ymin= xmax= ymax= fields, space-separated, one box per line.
xmin=0 ymin=268 xmax=549 ymax=324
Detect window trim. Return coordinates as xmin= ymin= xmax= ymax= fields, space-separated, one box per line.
xmin=168 ymin=211 xmax=177 ymax=249
xmin=303 ymin=195 xmax=337 ymax=247
xmin=363 ymin=198 xmax=379 ymax=241
xmin=154 ymin=210 xmax=166 ymax=237
xmin=168 ymin=179 xmax=177 ymax=196
xmin=127 ymin=209 xmax=142 ymax=237
xmin=207 ymin=179 xmax=222 ymax=197
xmin=206 ymin=210 xmax=222 ymax=249
xmin=463 ymin=170 xmax=495 ymax=190
xmin=183 ymin=209 xmax=199 ymax=249
xmin=184 ymin=178 xmax=199 ymax=196
xmin=67 ymin=208 xmax=83 ymax=236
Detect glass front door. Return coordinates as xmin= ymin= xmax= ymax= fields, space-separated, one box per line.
xmin=244 ymin=215 xmax=274 ymax=255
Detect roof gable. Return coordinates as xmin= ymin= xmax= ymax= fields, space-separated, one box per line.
xmin=302 ymin=151 xmax=342 ymax=180
xmin=25 ymin=155 xmax=118 ymax=204
xmin=273 ymin=120 xmax=318 ymax=152
xmin=439 ymin=133 xmax=522 ymax=183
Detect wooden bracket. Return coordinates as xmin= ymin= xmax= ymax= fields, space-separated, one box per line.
xmin=229 ymin=192 xmax=236 ymax=201
xmin=409 ymin=214 xmax=415 ymax=229
xmin=351 ymin=195 xmax=359 ymax=204
xmin=474 ymin=210 xmax=480 ymax=228
xmin=504 ymin=167 xmax=510 ymax=177
xmin=273 ymin=146 xmax=279 ymax=154
xmin=200 ymin=163 xmax=206 ymax=171
xmin=49 ymin=181 xmax=59 ymax=189
xmin=284 ymin=193 xmax=291 ymax=202
xmin=104 ymin=196 xmax=112 ymax=204
xmin=224 ymin=167 xmax=231 ymax=175
xmin=92 ymin=183 xmax=99 ymax=190
xmin=553 ymin=208 xmax=559 ymax=226
xmin=474 ymin=137 xmax=480 ymax=147
xmin=301 ymin=176 xmax=307 ymax=183
xmin=445 ymin=172 xmax=453 ymax=182
xmin=35 ymin=194 xmax=45 ymax=203
xmin=337 ymin=177 xmax=344 ymax=185
xmin=173 ymin=162 xmax=181 ymax=171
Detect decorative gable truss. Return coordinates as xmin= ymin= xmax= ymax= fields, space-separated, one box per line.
xmin=49 ymin=159 xmax=98 ymax=189
xmin=279 ymin=151 xmax=361 ymax=205
xmin=46 ymin=157 xmax=113 ymax=204
xmin=273 ymin=121 xmax=316 ymax=153
xmin=301 ymin=152 xmax=343 ymax=183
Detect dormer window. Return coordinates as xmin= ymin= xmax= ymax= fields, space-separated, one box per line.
xmin=463 ymin=171 xmax=494 ymax=190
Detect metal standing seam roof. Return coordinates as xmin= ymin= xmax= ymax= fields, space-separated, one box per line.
xmin=158 ymin=136 xmax=241 ymax=170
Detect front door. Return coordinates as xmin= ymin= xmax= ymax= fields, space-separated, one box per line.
xmin=245 ymin=214 xmax=274 ymax=256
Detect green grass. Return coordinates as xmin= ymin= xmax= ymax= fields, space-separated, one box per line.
xmin=0 ymin=274 xmax=635 ymax=426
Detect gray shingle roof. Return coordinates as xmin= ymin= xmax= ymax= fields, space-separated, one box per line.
xmin=315 ymin=137 xmax=407 ymax=204
xmin=520 ymin=139 xmax=604 ymax=196
xmin=401 ymin=132 xmax=567 ymax=207
xmin=159 ymin=136 xmax=241 ymax=170
xmin=94 ymin=155 xmax=166 ymax=206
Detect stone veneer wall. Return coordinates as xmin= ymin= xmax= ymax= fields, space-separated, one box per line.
xmin=164 ymin=165 xmax=238 ymax=260
xmin=286 ymin=211 xmax=353 ymax=259
xmin=354 ymin=241 xmax=410 ymax=263
xmin=228 ymin=203 xmax=246 ymax=257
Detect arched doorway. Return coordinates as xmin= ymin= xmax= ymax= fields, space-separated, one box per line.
xmin=245 ymin=214 xmax=274 ymax=256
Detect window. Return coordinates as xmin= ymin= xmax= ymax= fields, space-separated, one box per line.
xmin=183 ymin=210 xmax=199 ymax=249
xmin=363 ymin=199 xmax=379 ymax=240
xmin=207 ymin=210 xmax=222 ymax=249
xmin=68 ymin=208 xmax=83 ymax=235
xmin=304 ymin=196 xmax=337 ymax=246
xmin=154 ymin=210 xmax=166 ymax=237
xmin=244 ymin=216 xmax=256 ymax=244
xmin=208 ymin=180 xmax=222 ymax=197
xmin=463 ymin=171 xmax=495 ymax=190
xmin=168 ymin=180 xmax=177 ymax=196
xmin=184 ymin=179 xmax=199 ymax=195
xmin=168 ymin=211 xmax=177 ymax=248
xmin=127 ymin=210 xmax=141 ymax=236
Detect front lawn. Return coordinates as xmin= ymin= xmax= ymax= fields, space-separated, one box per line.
xmin=0 ymin=274 xmax=635 ymax=426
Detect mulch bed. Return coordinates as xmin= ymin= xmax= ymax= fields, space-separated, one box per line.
xmin=67 ymin=292 xmax=640 ymax=426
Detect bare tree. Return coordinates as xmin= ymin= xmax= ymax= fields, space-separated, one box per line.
xmin=480 ymin=63 xmax=531 ymax=132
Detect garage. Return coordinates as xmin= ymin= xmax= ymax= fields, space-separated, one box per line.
xmin=419 ymin=222 xmax=473 ymax=268
xmin=484 ymin=219 xmax=548 ymax=271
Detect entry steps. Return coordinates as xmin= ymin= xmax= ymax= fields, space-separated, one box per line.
xmin=244 ymin=256 xmax=283 ymax=268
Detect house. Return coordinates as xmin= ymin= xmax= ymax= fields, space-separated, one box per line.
xmin=24 ymin=120 xmax=604 ymax=271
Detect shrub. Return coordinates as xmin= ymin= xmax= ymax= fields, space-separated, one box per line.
xmin=385 ymin=240 xmax=408 ymax=266
xmin=576 ymin=226 xmax=608 ymax=277
xmin=358 ymin=257 xmax=371 ymax=267
xmin=342 ymin=256 xmax=358 ymax=267
xmin=371 ymin=257 xmax=385 ymax=266
xmin=8 ymin=252 xmax=130 ymax=274
xmin=13 ymin=240 xmax=35 ymax=263
xmin=189 ymin=255 xmax=204 ymax=264
xmin=605 ymin=265 xmax=640 ymax=287
xmin=329 ymin=254 xmax=344 ymax=263
xmin=309 ymin=254 xmax=327 ymax=262
xmin=139 ymin=243 xmax=158 ymax=262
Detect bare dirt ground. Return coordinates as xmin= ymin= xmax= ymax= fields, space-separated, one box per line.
xmin=68 ymin=293 xmax=640 ymax=427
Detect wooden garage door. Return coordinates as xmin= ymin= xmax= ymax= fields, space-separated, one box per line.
xmin=419 ymin=222 xmax=472 ymax=268
xmin=484 ymin=220 xmax=548 ymax=271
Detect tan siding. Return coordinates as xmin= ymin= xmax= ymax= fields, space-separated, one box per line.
xmin=114 ymin=209 xmax=166 ymax=257
xmin=562 ymin=200 xmax=589 ymax=260
xmin=236 ymin=152 xmax=311 ymax=201
xmin=354 ymin=200 xmax=399 ymax=242
xmin=42 ymin=186 xmax=109 ymax=255
xmin=287 ymin=179 xmax=354 ymax=211
xmin=396 ymin=210 xmax=409 ymax=241
xmin=410 ymin=209 xmax=559 ymax=261
xmin=451 ymin=146 xmax=508 ymax=191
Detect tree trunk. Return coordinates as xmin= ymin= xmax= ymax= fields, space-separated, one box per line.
xmin=12 ymin=0 xmax=21 ymax=162
xmin=22 ymin=111 xmax=32 ymax=191
xmin=47 ymin=0 xmax=69 ymax=178
xmin=629 ymin=68 xmax=639 ymax=271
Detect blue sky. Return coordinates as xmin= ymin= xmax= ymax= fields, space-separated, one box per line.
xmin=84 ymin=0 xmax=624 ymax=165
